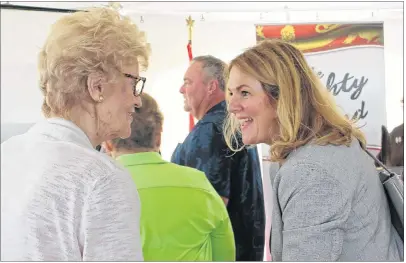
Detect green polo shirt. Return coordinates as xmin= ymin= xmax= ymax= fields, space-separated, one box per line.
xmin=117 ymin=152 xmax=235 ymax=261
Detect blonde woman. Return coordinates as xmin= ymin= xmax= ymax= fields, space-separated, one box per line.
xmin=224 ymin=39 xmax=403 ymax=261
xmin=1 ymin=8 xmax=149 ymax=260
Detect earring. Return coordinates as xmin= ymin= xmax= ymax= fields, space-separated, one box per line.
xmin=99 ymin=95 xmax=104 ymax=103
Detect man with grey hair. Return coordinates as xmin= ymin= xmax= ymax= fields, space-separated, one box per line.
xmin=171 ymin=55 xmax=266 ymax=261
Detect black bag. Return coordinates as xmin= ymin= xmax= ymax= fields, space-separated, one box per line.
xmin=364 ymin=148 xmax=404 ymax=241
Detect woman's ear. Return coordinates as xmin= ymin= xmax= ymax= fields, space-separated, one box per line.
xmin=87 ymin=73 xmax=105 ymax=102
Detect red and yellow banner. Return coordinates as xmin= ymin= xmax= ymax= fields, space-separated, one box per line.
xmin=256 ymin=23 xmax=383 ymax=53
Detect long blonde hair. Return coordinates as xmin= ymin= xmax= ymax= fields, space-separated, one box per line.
xmin=224 ymin=39 xmax=366 ymax=162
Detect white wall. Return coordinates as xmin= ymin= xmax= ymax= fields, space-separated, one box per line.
xmin=1 ymin=10 xmax=62 ymax=124
xmin=383 ymin=17 xmax=404 ymax=130
xmin=136 ymin=14 xmax=257 ymax=160
xmin=1 ymin=9 xmax=403 ymax=160
xmin=0 ymin=10 xmax=258 ymax=160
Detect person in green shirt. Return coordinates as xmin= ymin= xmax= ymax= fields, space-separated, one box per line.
xmin=103 ymin=93 xmax=236 ymax=261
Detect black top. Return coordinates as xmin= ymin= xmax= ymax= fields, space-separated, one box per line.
xmin=171 ymin=101 xmax=265 ymax=261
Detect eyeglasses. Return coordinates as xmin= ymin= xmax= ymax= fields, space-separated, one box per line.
xmin=123 ymin=73 xmax=146 ymax=96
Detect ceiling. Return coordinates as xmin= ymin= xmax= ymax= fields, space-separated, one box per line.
xmin=2 ymin=1 xmax=404 ymax=15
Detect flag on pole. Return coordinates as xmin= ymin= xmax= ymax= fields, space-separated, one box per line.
xmin=186 ymin=15 xmax=195 ymax=132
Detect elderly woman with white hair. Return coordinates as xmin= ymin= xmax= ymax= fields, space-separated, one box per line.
xmin=1 ymin=7 xmax=150 ymax=261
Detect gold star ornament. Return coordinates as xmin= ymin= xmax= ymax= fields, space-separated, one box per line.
xmin=186 ymin=16 xmax=195 ymax=42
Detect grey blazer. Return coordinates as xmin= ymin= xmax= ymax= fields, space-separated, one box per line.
xmin=270 ymin=139 xmax=404 ymax=261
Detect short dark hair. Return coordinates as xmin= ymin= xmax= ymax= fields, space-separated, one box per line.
xmin=112 ymin=93 xmax=163 ymax=150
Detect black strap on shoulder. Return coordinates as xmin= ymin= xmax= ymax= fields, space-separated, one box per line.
xmin=359 ymin=140 xmax=396 ymax=182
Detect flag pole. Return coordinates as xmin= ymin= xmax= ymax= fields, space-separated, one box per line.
xmin=186 ymin=15 xmax=195 ymax=132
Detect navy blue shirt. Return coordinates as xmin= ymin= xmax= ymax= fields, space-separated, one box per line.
xmin=171 ymin=101 xmax=265 ymax=261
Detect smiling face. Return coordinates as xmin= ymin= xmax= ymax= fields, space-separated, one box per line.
xmin=98 ymin=63 xmax=143 ymax=139
xmin=227 ymin=66 xmax=278 ymax=145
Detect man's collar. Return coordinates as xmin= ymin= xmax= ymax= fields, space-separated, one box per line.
xmin=197 ymin=101 xmax=227 ymax=125
xmin=206 ymin=100 xmax=226 ymax=115
xmin=116 ymin=152 xmax=166 ymax=167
